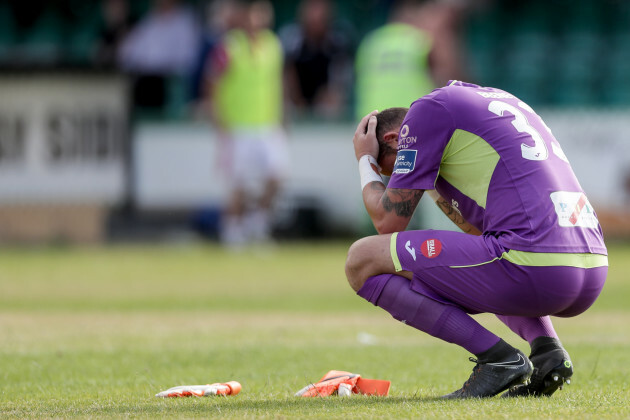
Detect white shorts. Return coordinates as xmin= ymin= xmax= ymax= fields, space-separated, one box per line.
xmin=223 ymin=126 xmax=289 ymax=191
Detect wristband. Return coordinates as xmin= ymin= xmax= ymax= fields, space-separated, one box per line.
xmin=359 ymin=155 xmax=384 ymax=190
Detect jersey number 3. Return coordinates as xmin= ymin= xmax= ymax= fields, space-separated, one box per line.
xmin=488 ymin=100 xmax=568 ymax=162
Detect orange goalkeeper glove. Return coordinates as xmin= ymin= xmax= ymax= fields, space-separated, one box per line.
xmin=295 ymin=370 xmax=390 ymax=397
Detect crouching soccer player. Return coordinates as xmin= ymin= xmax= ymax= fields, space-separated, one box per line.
xmin=346 ymin=81 xmax=608 ymax=399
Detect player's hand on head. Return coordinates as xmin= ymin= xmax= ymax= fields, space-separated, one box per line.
xmin=353 ymin=110 xmax=379 ymax=161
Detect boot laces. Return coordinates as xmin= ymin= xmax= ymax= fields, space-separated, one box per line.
xmin=460 ymin=357 xmax=485 ymax=390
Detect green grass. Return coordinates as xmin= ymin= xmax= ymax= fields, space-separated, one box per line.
xmin=1 ymin=241 xmax=629 ymax=419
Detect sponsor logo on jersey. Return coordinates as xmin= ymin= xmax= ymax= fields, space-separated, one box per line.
xmin=420 ymin=239 xmax=442 ymax=258
xmin=476 ymin=91 xmax=515 ymax=99
xmin=400 ymin=124 xmax=409 ymax=138
xmin=550 ymin=191 xmax=599 ymax=228
xmin=398 ymin=124 xmax=418 ymax=150
xmin=393 ymin=150 xmax=417 ymax=174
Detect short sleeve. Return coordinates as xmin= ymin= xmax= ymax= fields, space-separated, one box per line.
xmin=388 ymin=97 xmax=454 ymax=190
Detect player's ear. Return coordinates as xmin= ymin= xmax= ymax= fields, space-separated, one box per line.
xmin=383 ymin=131 xmax=399 ymax=147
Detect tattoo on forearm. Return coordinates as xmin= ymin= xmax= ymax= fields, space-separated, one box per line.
xmin=369 ymin=182 xmax=386 ymax=193
xmin=435 ymin=197 xmax=475 ymax=233
xmin=382 ymin=189 xmax=423 ymax=218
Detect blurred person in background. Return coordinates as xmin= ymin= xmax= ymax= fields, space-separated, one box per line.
xmin=354 ymin=0 xmax=466 ymax=120
xmin=95 ymin=0 xmax=135 ymax=67
xmin=415 ymin=0 xmax=468 ymax=87
xmin=279 ymin=0 xmax=353 ymax=119
xmin=190 ymin=0 xmax=245 ymax=106
xmin=205 ymin=0 xmax=288 ymax=249
xmin=355 ymin=0 xmax=435 ymax=120
xmin=117 ymin=0 xmax=201 ymax=109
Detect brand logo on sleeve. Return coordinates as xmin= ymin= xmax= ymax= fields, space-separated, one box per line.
xmin=393 ymin=150 xmax=417 ymax=174
xmin=405 ymin=240 xmax=417 ymax=261
xmin=451 ymin=199 xmax=462 ymax=215
xmin=421 ymin=239 xmax=442 ymax=258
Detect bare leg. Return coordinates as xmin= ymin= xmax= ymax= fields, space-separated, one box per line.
xmin=221 ymin=186 xmax=247 ymax=247
xmin=247 ymin=177 xmax=281 ymax=243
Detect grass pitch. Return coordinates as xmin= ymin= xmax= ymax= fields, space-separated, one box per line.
xmin=0 ymin=241 xmax=629 ymax=419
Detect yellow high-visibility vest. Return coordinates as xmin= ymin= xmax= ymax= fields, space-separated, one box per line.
xmin=215 ymin=29 xmax=283 ymax=128
xmin=355 ymin=23 xmax=434 ymax=119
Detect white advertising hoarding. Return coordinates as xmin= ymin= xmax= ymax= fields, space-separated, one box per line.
xmin=0 ymin=72 xmax=128 ymax=204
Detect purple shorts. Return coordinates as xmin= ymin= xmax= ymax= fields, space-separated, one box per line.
xmin=390 ymin=230 xmax=607 ymax=317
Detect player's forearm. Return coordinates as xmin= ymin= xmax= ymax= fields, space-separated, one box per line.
xmin=428 ymin=191 xmax=482 ymax=236
xmin=206 ymin=94 xmax=223 ymax=130
xmin=362 ymin=183 xmax=422 ymax=234
xmin=362 ymin=182 xmax=396 ymax=234
xmin=357 ymin=155 xmax=391 ymax=233
xmin=203 ymin=77 xmax=228 ymax=135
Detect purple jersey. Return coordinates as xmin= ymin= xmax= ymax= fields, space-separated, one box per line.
xmin=388 ymin=81 xmax=607 ymax=255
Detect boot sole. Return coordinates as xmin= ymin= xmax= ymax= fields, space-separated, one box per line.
xmin=503 ymin=359 xmax=572 ymax=397
xmin=539 ymin=361 xmax=573 ymax=396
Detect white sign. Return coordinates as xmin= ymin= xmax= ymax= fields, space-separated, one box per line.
xmin=0 ymin=73 xmax=128 ymax=204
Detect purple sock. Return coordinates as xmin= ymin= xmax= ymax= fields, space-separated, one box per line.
xmin=495 ymin=315 xmax=558 ymax=344
xmin=357 ymin=274 xmax=500 ymax=355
